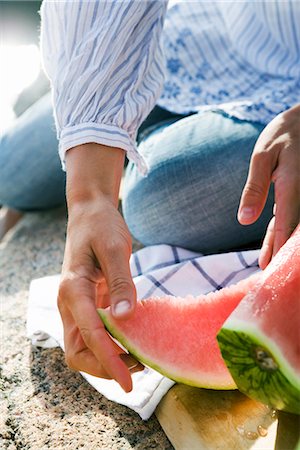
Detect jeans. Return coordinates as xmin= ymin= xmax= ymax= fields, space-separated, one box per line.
xmin=0 ymin=93 xmax=274 ymax=252
xmin=0 ymin=92 xmax=65 ymax=210
xmin=123 ymin=109 xmax=274 ymax=253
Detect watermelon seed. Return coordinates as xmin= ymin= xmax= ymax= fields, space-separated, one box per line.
xmin=254 ymin=347 xmax=278 ymax=371
xmin=245 ymin=431 xmax=258 ymax=440
xmin=257 ymin=425 xmax=268 ymax=437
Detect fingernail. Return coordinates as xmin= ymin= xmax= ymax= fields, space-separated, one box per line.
xmin=239 ymin=207 xmax=255 ymax=221
xmin=113 ymin=300 xmax=131 ymax=317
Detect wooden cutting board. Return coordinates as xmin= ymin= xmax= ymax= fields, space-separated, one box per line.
xmin=156 ymin=384 xmax=300 ymax=450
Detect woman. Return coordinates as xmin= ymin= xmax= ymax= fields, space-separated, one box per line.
xmin=1 ymin=1 xmax=299 ymax=392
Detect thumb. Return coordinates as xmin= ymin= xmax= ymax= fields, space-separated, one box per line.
xmin=238 ymin=151 xmax=274 ymax=225
xmin=97 ymin=240 xmax=137 ymax=320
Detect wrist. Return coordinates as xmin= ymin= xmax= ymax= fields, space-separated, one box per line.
xmin=65 ymin=143 xmax=125 ymax=207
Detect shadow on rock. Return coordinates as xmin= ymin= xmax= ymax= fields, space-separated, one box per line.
xmin=29 ymin=345 xmax=173 ymax=449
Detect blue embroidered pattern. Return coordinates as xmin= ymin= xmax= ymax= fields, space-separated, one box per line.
xmin=158 ymin=1 xmax=300 ymax=124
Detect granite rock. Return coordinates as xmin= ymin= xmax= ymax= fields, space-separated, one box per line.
xmin=0 ymin=208 xmax=173 ymax=450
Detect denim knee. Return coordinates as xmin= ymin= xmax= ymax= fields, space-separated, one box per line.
xmin=0 ymin=93 xmax=66 ymax=211
xmin=123 ymin=112 xmax=273 ymax=253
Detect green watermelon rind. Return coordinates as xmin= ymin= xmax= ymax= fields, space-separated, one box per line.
xmin=218 ymin=319 xmax=300 ymax=414
xmin=98 ymin=308 xmax=237 ymax=390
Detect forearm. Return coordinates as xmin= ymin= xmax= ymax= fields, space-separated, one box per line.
xmin=59 ymin=142 xmax=137 ymax=392
xmin=65 ymin=144 xmax=125 ymax=208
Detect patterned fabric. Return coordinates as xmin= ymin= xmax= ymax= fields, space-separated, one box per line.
xmin=40 ymin=0 xmax=168 ymax=174
xmin=27 ymin=243 xmax=260 ymax=419
xmin=40 ymin=0 xmax=300 ymax=173
xmin=159 ymin=1 xmax=300 ymax=123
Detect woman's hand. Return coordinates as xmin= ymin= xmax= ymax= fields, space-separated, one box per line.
xmin=238 ymin=104 xmax=300 ymax=269
xmin=58 ymin=144 xmax=142 ymax=392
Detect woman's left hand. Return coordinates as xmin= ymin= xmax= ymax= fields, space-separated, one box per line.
xmin=238 ymin=104 xmax=300 ymax=269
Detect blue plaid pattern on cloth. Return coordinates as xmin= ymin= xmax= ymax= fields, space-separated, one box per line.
xmin=132 ymin=244 xmax=259 ymax=300
xmin=27 ymin=245 xmax=260 ymax=419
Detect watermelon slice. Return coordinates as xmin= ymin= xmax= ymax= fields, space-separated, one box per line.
xmin=98 ymin=274 xmax=259 ymax=390
xmin=218 ymin=225 xmax=300 ymax=414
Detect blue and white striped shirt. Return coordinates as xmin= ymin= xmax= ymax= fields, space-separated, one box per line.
xmin=40 ymin=0 xmax=300 ymax=173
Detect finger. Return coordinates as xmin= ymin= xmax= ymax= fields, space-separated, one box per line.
xmin=238 ymin=150 xmax=274 ymax=225
xmin=72 ymin=303 xmax=132 ymax=391
xmin=62 ymin=307 xmax=126 ymax=378
xmin=64 ymin=339 xmax=112 ymax=379
xmin=272 ymin=169 xmax=300 ymax=257
xmin=70 ymin=349 xmax=143 ymax=377
xmin=259 ymin=216 xmax=275 ymax=269
xmin=95 ymin=239 xmax=137 ymax=320
xmin=58 ymin=277 xmax=133 ymax=392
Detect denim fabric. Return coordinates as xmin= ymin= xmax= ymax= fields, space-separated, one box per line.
xmin=0 ymin=99 xmax=180 ymax=212
xmin=0 ymin=97 xmax=176 ymax=211
xmin=0 ymin=92 xmax=65 ymax=211
xmin=123 ymin=111 xmax=274 ymax=253
xmin=0 ymin=95 xmax=274 ymax=253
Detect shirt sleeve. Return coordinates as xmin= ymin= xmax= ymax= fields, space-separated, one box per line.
xmin=40 ymin=0 xmax=168 ymax=174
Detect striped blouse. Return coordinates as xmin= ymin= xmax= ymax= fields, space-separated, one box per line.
xmin=40 ymin=0 xmax=300 ymax=173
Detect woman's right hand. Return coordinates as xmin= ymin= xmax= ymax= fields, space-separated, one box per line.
xmin=58 ymin=144 xmax=142 ymax=392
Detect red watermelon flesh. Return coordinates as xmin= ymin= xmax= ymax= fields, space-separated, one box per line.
xmin=98 ymin=273 xmax=259 ymax=389
xmin=218 ymin=224 xmax=300 ymax=414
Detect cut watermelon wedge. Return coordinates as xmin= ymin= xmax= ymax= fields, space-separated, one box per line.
xmin=218 ymin=225 xmax=300 ymax=414
xmin=98 ymin=274 xmax=259 ymax=390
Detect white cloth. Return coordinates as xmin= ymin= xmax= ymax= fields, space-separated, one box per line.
xmin=40 ymin=1 xmax=300 ymax=173
xmin=27 ymin=244 xmax=260 ymax=419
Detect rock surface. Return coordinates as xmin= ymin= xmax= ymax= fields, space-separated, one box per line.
xmin=0 ymin=208 xmax=173 ymax=450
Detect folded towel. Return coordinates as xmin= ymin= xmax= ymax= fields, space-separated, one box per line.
xmin=27 ymin=244 xmax=260 ymax=419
